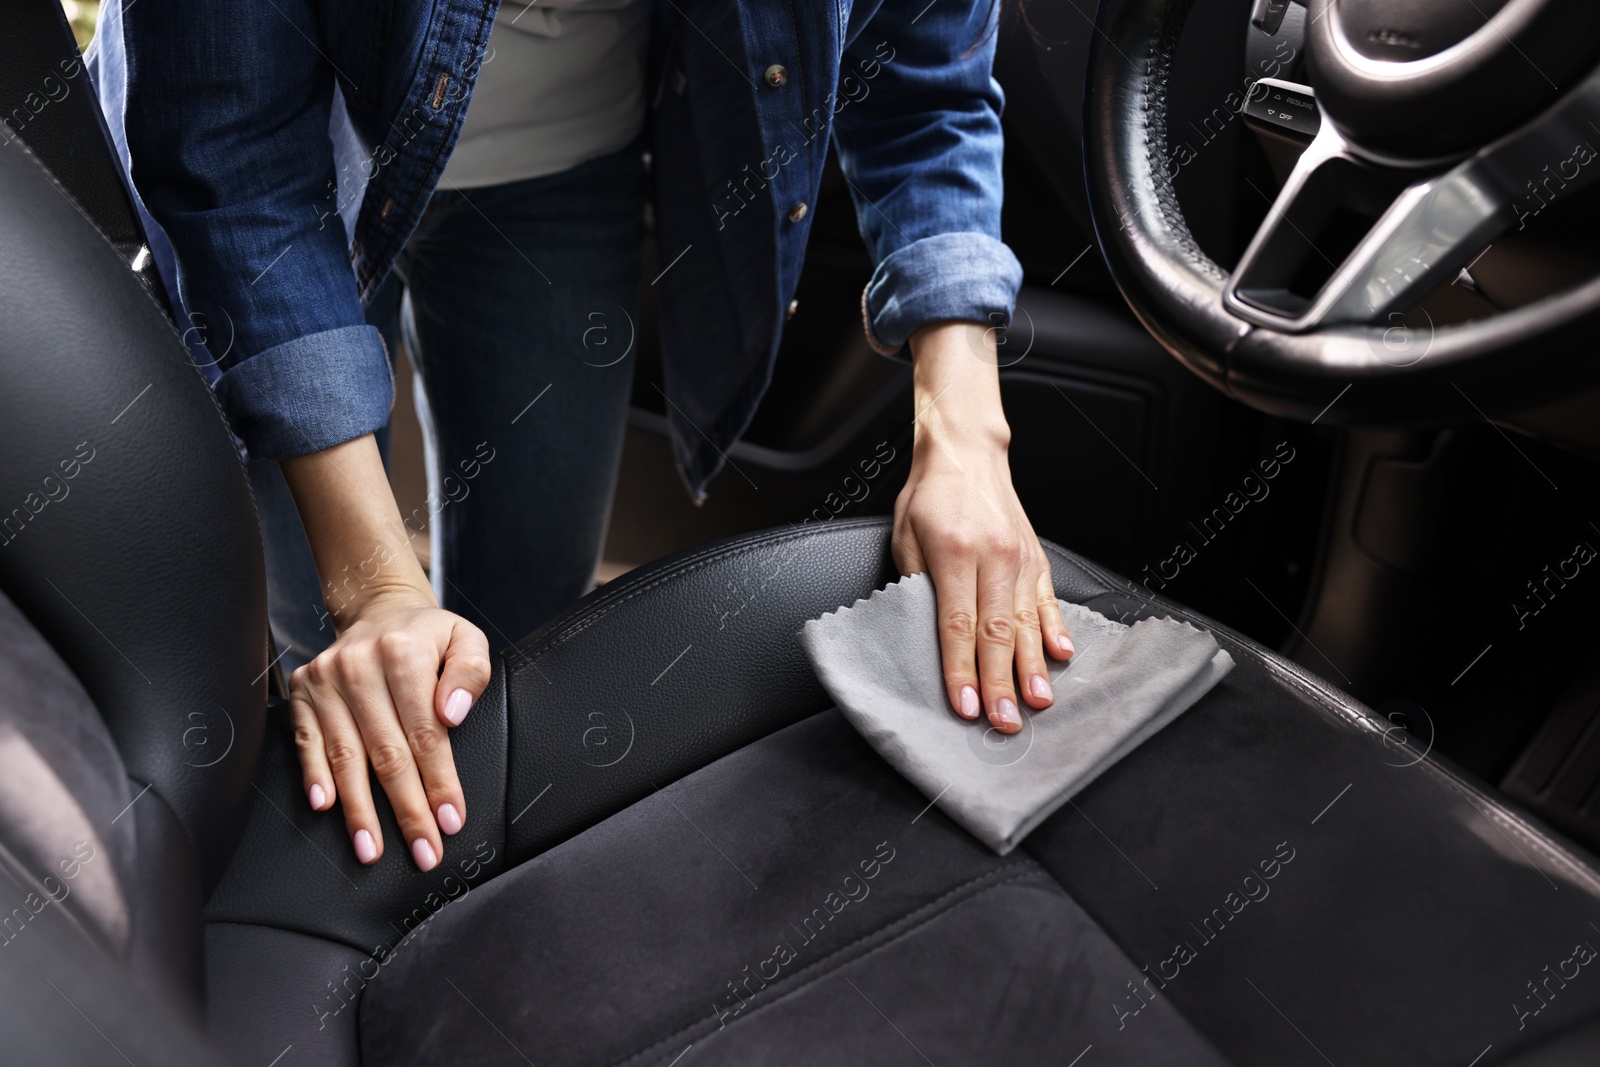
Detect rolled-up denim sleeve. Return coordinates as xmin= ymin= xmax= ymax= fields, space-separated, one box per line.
xmin=833 ymin=1 xmax=1022 ymax=357
xmin=214 ymin=326 xmax=394 ymax=458
xmin=114 ymin=0 xmax=391 ymax=458
xmin=859 ymin=232 xmax=1022 ymax=356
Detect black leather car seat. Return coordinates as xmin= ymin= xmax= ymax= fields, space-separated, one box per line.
xmin=6 ymin=54 xmax=1600 ymax=1067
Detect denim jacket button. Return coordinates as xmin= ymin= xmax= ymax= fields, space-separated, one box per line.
xmin=764 ymin=64 xmax=789 ymax=88
xmin=786 ymin=299 xmax=799 ymax=320
xmin=786 ymin=202 xmax=807 ymax=223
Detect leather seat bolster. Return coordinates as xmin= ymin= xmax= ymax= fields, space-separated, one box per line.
xmin=206 ymin=922 xmax=369 ymax=1067
xmin=1063 ymin=559 xmax=1600 ymax=900
xmin=204 ymin=665 xmax=510 ymax=952
xmin=499 ymin=519 xmax=1111 ymax=868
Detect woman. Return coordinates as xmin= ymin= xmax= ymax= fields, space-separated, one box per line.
xmin=92 ymin=0 xmax=1073 ymax=872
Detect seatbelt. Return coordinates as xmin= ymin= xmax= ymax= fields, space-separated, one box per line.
xmin=0 ymin=1 xmax=167 ymax=309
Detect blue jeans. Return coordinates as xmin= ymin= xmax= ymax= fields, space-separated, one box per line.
xmin=251 ymin=144 xmax=646 ymax=673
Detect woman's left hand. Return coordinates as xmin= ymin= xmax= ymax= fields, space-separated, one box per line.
xmin=891 ymin=321 xmax=1074 ymax=735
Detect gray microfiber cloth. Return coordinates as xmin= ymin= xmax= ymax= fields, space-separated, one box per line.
xmin=797 ymin=573 xmax=1234 ymax=855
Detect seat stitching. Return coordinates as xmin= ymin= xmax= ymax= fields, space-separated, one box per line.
xmin=607 ymin=862 xmax=1053 ymax=1067
xmin=507 ymin=518 xmax=890 ymax=677
xmin=510 ymin=525 xmax=1111 ymax=682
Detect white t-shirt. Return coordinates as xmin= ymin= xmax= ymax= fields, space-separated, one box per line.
xmin=439 ymin=0 xmax=649 ymax=189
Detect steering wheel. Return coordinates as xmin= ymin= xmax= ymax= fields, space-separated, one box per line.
xmin=1085 ymin=0 xmax=1600 ymax=424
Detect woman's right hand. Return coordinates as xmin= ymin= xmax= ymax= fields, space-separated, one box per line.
xmin=291 ymin=586 xmax=492 ymax=872
xmin=279 ymin=432 xmax=492 ymax=872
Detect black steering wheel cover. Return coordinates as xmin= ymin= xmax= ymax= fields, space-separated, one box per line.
xmin=1085 ymin=0 xmax=1600 ymax=424
xmin=1084 ymin=0 xmax=1245 ymax=393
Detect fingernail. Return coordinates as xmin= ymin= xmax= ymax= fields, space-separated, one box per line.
xmin=996 ymin=698 xmax=1021 ymax=730
xmin=1058 ymin=633 xmax=1075 ymax=657
xmin=411 ymin=837 xmax=438 ymax=872
xmin=443 ymin=688 xmax=472 ymax=726
xmin=1030 ymin=674 xmax=1052 ymax=702
xmin=308 ymin=783 xmax=326 ymax=810
xmin=353 ymin=829 xmax=377 ymax=865
xmin=437 ymin=802 xmax=463 ymax=835
xmin=959 ymin=685 xmax=981 ymax=719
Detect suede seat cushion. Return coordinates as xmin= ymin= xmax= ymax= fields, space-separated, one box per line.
xmin=358 ymin=711 xmax=1227 ymax=1066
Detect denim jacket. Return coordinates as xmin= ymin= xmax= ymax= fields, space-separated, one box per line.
xmin=89 ymin=0 xmax=1021 ymax=498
